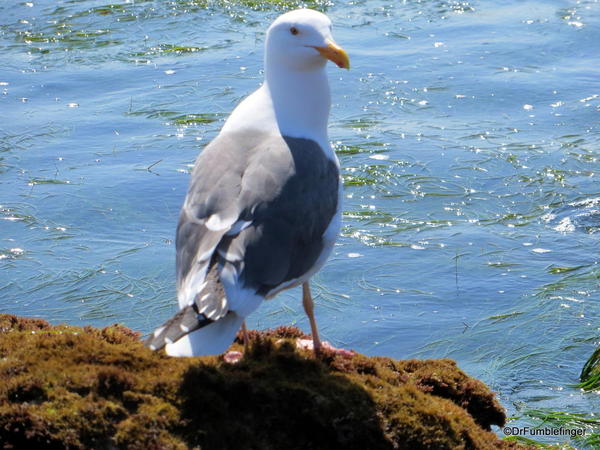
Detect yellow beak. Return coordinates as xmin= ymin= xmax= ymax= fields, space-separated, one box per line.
xmin=312 ymin=41 xmax=350 ymax=69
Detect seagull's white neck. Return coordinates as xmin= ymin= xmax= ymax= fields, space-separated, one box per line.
xmin=220 ymin=51 xmax=333 ymax=157
xmin=264 ymin=60 xmax=331 ymax=144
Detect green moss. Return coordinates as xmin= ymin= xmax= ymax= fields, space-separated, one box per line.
xmin=0 ymin=314 xmax=528 ymax=449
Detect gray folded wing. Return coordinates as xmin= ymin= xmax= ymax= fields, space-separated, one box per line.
xmin=176 ymin=131 xmax=339 ymax=316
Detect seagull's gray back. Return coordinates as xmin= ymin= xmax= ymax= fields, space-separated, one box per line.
xmin=177 ymin=131 xmax=339 ymax=312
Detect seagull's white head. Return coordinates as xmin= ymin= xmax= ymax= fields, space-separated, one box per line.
xmin=265 ymin=9 xmax=349 ymax=72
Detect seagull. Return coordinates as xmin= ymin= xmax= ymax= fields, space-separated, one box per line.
xmin=145 ymin=9 xmax=349 ymax=357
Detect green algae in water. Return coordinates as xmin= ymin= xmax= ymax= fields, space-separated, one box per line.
xmin=0 ymin=314 xmax=530 ymax=450
xmin=518 ymin=409 xmax=600 ymax=449
xmin=219 ymin=0 xmax=333 ymax=12
xmin=486 ymin=312 xmax=525 ymax=324
xmin=169 ymin=113 xmax=224 ymax=125
xmin=523 ymin=409 xmax=600 ymax=428
xmin=28 ymin=178 xmax=73 ymax=185
xmin=534 ymin=266 xmax=600 ymax=299
xmin=129 ymin=41 xmax=234 ymax=59
xmin=126 ymin=109 xmax=224 ymax=125
xmin=547 ymin=266 xmax=586 ymax=275
xmin=578 ymin=345 xmax=600 ymax=391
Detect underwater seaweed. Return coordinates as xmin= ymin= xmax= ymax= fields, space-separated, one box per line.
xmin=578 ymin=345 xmax=600 ymax=391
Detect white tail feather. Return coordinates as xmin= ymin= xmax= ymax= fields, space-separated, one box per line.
xmin=165 ymin=313 xmax=244 ymax=357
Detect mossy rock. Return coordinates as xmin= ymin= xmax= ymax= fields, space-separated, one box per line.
xmin=0 ymin=314 xmax=529 ymax=449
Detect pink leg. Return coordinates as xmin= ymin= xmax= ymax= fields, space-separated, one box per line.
xmin=241 ymin=320 xmax=249 ymax=352
xmin=302 ymin=282 xmax=321 ymax=357
xmin=223 ymin=320 xmax=248 ymax=364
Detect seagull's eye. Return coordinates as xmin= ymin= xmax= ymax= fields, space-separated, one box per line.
xmin=290 ymin=27 xmax=299 ymax=36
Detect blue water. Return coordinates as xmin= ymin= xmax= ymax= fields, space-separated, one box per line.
xmin=1 ymin=0 xmax=599 ymax=445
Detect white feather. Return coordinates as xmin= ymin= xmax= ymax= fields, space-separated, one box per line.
xmin=179 ymin=268 xmax=209 ymax=309
xmin=226 ymin=220 xmax=253 ymax=236
xmin=165 ymin=313 xmax=244 ymax=357
xmin=219 ymin=262 xmax=240 ymax=286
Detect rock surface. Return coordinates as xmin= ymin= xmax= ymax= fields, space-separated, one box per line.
xmin=0 ymin=314 xmax=529 ymax=449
